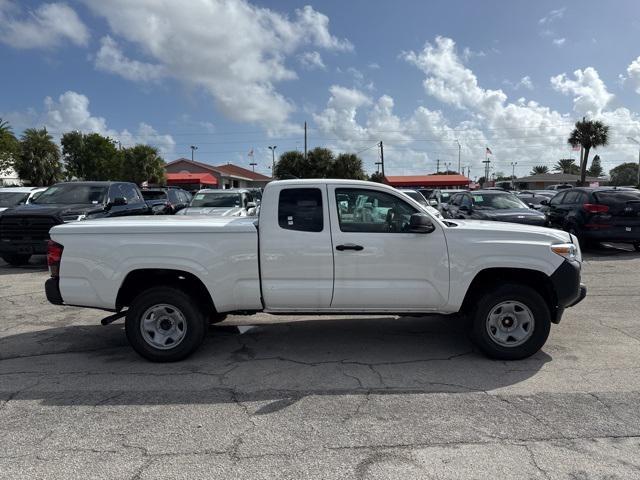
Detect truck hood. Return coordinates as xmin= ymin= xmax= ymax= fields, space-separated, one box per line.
xmin=178 ymin=206 xmax=245 ymax=216
xmin=444 ymin=219 xmax=572 ymax=244
xmin=0 ymin=203 xmax=106 ymax=218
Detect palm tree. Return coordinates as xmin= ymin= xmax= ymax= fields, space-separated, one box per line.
xmin=15 ymin=128 xmax=62 ymax=186
xmin=530 ymin=165 xmax=549 ymax=175
xmin=568 ymin=119 xmax=609 ymax=185
xmin=0 ymin=118 xmax=19 ymax=173
xmin=554 ymin=158 xmax=579 ymax=174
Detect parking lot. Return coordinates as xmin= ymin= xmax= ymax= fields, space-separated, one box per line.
xmin=1 ymin=247 xmax=639 ymax=479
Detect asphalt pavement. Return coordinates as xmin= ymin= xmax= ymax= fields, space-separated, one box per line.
xmin=1 ymin=245 xmax=639 ymax=479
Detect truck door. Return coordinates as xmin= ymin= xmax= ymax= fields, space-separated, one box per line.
xmin=259 ymin=185 xmax=334 ymax=310
xmin=328 ymin=185 xmax=449 ymax=311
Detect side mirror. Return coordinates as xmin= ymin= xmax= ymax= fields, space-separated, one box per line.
xmin=108 ymin=197 xmax=127 ymax=209
xmin=409 ymin=213 xmax=436 ymax=234
xmin=539 ymin=199 xmax=549 ymax=206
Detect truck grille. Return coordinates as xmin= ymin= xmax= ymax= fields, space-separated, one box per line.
xmin=0 ymin=216 xmax=60 ymax=242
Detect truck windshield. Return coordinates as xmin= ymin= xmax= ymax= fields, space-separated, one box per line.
xmin=191 ymin=193 xmax=242 ymax=207
xmin=472 ymin=193 xmax=528 ymax=210
xmin=0 ymin=192 xmax=29 ymax=207
xmin=33 ymin=185 xmax=108 ymax=205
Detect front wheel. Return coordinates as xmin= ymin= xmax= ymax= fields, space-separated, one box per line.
xmin=470 ymin=285 xmax=551 ymax=360
xmin=125 ymin=286 xmax=207 ymax=362
xmin=2 ymin=254 xmax=31 ymax=266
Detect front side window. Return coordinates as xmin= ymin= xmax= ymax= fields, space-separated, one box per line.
xmin=0 ymin=192 xmax=29 ymax=207
xmin=118 ymin=184 xmax=142 ymax=204
xmin=278 ymin=188 xmax=323 ymax=232
xmin=549 ymin=192 xmax=565 ymax=206
xmin=34 ymin=184 xmax=108 ymax=205
xmin=336 ymin=188 xmax=417 ymax=233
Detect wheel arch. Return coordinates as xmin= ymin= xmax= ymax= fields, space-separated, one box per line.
xmin=116 ymin=268 xmax=216 ymax=315
xmin=460 ymin=267 xmax=559 ymax=323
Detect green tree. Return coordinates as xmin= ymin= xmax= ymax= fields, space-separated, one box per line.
xmin=568 ymin=119 xmax=609 ymax=185
xmin=121 ymin=145 xmax=166 ymax=185
xmin=530 ymin=165 xmax=549 ymax=175
xmin=274 ymin=148 xmax=366 ymax=180
xmin=61 ymin=131 xmax=122 ymax=181
xmin=0 ymin=118 xmax=19 ymax=174
xmin=328 ymin=153 xmax=366 ymax=180
xmin=15 ymin=128 xmax=62 ymax=186
xmin=609 ymin=162 xmax=639 ymax=186
xmin=554 ymin=158 xmax=580 ymax=174
xmin=587 ymin=154 xmax=603 ymax=177
xmin=368 ymin=172 xmax=385 ymax=183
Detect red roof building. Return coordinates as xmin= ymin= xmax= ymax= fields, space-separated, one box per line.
xmin=385 ymin=174 xmax=470 ymax=188
xmin=165 ymin=158 xmax=271 ymax=191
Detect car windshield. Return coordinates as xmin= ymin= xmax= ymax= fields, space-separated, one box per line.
xmin=472 ymin=193 xmax=528 ymax=210
xmin=0 ymin=192 xmax=29 ymax=207
xmin=141 ymin=190 xmax=167 ymax=201
xmin=191 ymin=192 xmax=242 ymax=207
xmin=33 ymin=185 xmax=108 ymax=205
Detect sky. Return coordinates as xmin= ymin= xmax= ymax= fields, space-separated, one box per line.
xmin=2 ymin=0 xmax=640 ymax=179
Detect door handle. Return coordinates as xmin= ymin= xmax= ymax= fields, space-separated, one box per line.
xmin=336 ymin=243 xmax=364 ymax=251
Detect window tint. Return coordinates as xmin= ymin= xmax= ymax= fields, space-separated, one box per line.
xmin=563 ymin=191 xmax=582 ymax=204
xmin=460 ymin=194 xmax=473 ymax=208
xmin=549 ymin=192 xmax=566 ymax=205
xmin=335 ymin=188 xmax=417 ymax=233
xmin=167 ymin=190 xmax=179 ymax=203
xmin=278 ymin=188 xmax=323 ymax=232
xmin=450 ymin=194 xmax=461 ymax=206
xmin=119 ymin=184 xmax=142 ymax=204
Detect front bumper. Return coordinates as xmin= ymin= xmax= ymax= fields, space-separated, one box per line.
xmin=45 ymin=277 xmax=64 ymax=305
xmin=549 ymin=259 xmax=585 ymax=323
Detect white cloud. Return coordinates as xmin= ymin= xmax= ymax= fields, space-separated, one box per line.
xmin=550 ymin=67 xmax=614 ymax=115
xmin=82 ymin=0 xmax=351 ymax=132
xmin=504 ymin=75 xmax=534 ymax=91
xmin=0 ymin=1 xmax=89 ymax=49
xmin=368 ymin=62 xmax=380 ymax=70
xmin=95 ymin=36 xmax=166 ymax=82
xmin=539 ymin=7 xmax=566 ymax=25
xmin=297 ymin=51 xmax=325 ymax=70
xmin=626 ymin=56 xmax=640 ymax=94
xmin=552 ymin=37 xmax=566 ymax=46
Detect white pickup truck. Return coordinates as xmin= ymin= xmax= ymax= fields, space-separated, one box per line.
xmin=45 ymin=179 xmax=586 ymax=362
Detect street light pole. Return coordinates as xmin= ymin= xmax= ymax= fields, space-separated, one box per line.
xmin=268 ymin=145 xmax=277 ymax=176
xmin=511 ymin=161 xmax=518 ymax=188
xmin=190 ymin=145 xmax=198 ymax=161
xmin=627 ymin=137 xmax=640 ymax=186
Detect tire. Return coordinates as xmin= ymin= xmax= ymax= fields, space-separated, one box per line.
xmin=125 ymin=286 xmax=207 ymax=362
xmin=2 ymin=254 xmax=31 ymax=266
xmin=470 ymin=284 xmax=551 ymax=360
xmin=209 ymin=313 xmax=227 ymax=325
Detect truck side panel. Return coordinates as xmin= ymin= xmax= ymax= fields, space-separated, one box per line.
xmin=52 ymin=230 xmax=262 ymax=312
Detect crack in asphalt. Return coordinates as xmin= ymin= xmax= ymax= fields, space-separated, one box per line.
xmin=522 ymin=443 xmax=552 ymax=479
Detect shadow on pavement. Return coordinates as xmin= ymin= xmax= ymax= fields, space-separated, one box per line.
xmin=582 ymin=242 xmax=639 ymax=261
xmin=0 ymin=316 xmax=552 ymax=407
xmin=0 ymin=255 xmax=48 ymax=275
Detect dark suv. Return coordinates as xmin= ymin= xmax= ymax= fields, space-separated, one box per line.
xmin=0 ymin=181 xmax=149 ymax=266
xmin=544 ymin=187 xmax=640 ymax=249
xmin=141 ymin=187 xmax=191 ymax=214
xmin=444 ymin=190 xmax=546 ymax=226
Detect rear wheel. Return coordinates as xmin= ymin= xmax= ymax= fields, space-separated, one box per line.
xmin=2 ymin=254 xmax=31 ymax=266
xmin=125 ymin=286 xmax=207 ymax=362
xmin=470 ymin=284 xmax=551 ymax=360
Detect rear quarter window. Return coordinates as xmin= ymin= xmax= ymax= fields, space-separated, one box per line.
xmin=278 ymin=188 xmax=324 ymax=232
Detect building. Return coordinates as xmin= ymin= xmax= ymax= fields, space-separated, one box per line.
xmin=515 ymin=173 xmax=607 ymax=190
xmin=1 ymin=167 xmax=22 ymax=187
xmin=164 ymin=158 xmax=271 ymax=192
xmin=385 ymin=174 xmax=470 ymax=189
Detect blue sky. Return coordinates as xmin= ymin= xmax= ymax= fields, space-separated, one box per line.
xmin=2 ymin=0 xmax=640 ymax=179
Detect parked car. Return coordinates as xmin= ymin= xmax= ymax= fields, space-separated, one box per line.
xmin=142 ymin=187 xmax=191 ymax=214
xmin=518 ymin=190 xmax=557 ymax=198
xmin=444 ymin=190 xmax=547 ymax=226
xmin=0 ymin=187 xmax=47 ymax=212
xmin=46 ymin=179 xmax=585 ymax=362
xmin=427 ymin=189 xmax=469 ymax=216
xmin=547 ymin=184 xmax=573 ymax=191
xmin=0 ymin=181 xmax=149 ymax=266
xmin=397 ymin=189 xmax=443 ymax=219
xmin=515 ymin=192 xmax=555 ymax=210
xmin=177 ymin=188 xmax=258 ymax=216
xmin=543 ymin=187 xmax=640 ymax=250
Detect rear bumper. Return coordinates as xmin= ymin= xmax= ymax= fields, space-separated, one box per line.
xmin=45 ymin=277 xmax=64 ymax=305
xmin=549 ymin=259 xmax=585 ymax=323
xmin=581 ymin=226 xmax=640 ymax=243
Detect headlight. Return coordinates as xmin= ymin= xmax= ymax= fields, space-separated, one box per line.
xmin=551 ymin=243 xmax=577 ymax=261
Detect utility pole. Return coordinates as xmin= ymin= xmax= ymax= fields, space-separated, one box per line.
xmin=190 ymin=145 xmax=198 ymax=161
xmin=444 ymin=162 xmax=451 ymax=174
xmin=268 ymin=145 xmax=277 ymax=175
xmin=467 ymin=166 xmax=471 ymax=178
xmin=510 ymin=161 xmax=518 ymax=188
xmin=249 ymin=162 xmax=257 ymax=172
xmin=482 ymin=157 xmax=491 ymax=186
xmin=436 ymin=159 xmax=440 ymax=173
xmin=456 ymin=139 xmax=461 ymax=173
xmin=304 ymin=121 xmax=307 ymax=160
xmin=378 ymin=141 xmax=385 ymax=177
xmin=375 ymin=161 xmax=382 ymax=173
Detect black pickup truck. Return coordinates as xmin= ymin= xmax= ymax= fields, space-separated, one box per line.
xmin=0 ymin=181 xmax=149 ymax=266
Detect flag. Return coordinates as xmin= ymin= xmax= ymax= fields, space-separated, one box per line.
xmin=486 ymin=147 xmax=493 ymax=155
xmin=248 ymin=149 xmax=254 ymax=157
